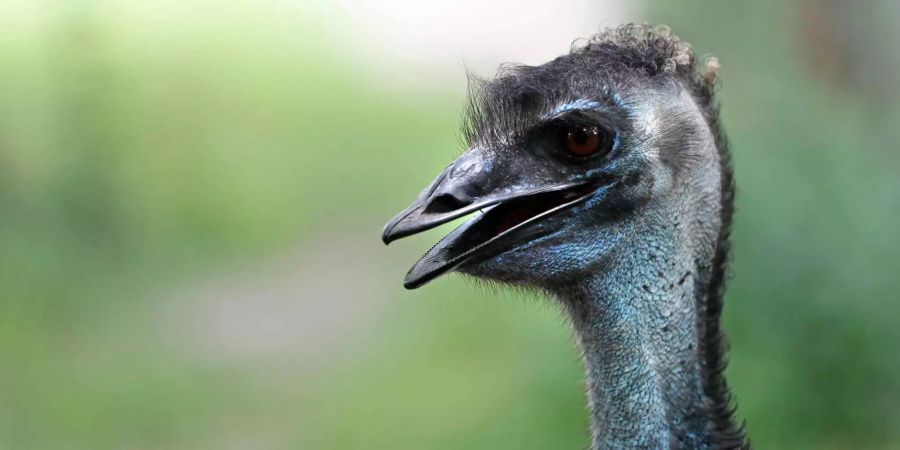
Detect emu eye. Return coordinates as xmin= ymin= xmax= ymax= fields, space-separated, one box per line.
xmin=565 ymin=126 xmax=611 ymax=157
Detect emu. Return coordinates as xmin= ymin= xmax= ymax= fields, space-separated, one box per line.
xmin=382 ymin=24 xmax=748 ymax=449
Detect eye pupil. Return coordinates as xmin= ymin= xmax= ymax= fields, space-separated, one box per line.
xmin=565 ymin=126 xmax=607 ymax=157
xmin=573 ymin=130 xmax=589 ymax=144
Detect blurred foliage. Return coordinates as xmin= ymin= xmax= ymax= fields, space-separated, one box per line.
xmin=0 ymin=1 xmax=898 ymax=449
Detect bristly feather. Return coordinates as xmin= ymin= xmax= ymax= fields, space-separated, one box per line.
xmin=459 ymin=24 xmax=727 ymax=169
xmin=461 ymin=23 xmax=749 ymax=449
xmin=695 ymin=67 xmax=751 ymax=450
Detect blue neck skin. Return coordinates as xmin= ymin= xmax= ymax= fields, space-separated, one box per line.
xmin=554 ymin=202 xmax=718 ymax=450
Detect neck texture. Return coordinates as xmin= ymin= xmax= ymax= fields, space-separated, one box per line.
xmin=556 ymin=139 xmax=746 ymax=449
xmin=561 ymin=225 xmax=713 ymax=449
xmin=564 ymin=258 xmax=713 ymax=449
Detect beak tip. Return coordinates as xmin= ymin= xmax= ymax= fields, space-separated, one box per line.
xmin=403 ymin=275 xmax=424 ymax=290
xmin=381 ymin=219 xmax=399 ymax=245
xmin=382 ymin=227 xmax=403 ymax=246
xmin=382 ymin=208 xmax=414 ymax=245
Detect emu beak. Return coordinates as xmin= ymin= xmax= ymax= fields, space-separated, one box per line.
xmin=382 ymin=150 xmax=493 ymax=245
xmin=383 ymin=150 xmax=600 ymax=289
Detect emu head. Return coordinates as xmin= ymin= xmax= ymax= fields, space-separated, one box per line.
xmin=383 ymin=26 xmax=724 ymax=293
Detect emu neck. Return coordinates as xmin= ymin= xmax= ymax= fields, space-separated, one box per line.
xmin=559 ymin=209 xmax=720 ymax=449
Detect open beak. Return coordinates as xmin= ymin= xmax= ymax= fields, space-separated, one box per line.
xmin=382 ymin=150 xmax=601 ymax=289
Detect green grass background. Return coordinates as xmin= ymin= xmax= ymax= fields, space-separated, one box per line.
xmin=1 ymin=1 xmax=898 ymax=449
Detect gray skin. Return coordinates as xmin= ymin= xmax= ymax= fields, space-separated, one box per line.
xmin=384 ymin=75 xmax=724 ymax=449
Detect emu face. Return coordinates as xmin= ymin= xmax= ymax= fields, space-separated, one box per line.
xmin=382 ymin=26 xmax=747 ymax=448
xmin=383 ymin=57 xmax=718 ymax=291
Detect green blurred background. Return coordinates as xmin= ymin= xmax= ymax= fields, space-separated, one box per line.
xmin=1 ymin=0 xmax=899 ymax=449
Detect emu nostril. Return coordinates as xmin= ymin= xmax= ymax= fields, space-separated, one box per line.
xmin=425 ymin=193 xmax=472 ymax=214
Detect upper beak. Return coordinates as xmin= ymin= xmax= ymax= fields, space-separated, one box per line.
xmin=382 ymin=150 xmax=495 ymax=245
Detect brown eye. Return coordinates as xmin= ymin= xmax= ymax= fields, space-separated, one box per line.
xmin=565 ymin=126 xmax=606 ymax=157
